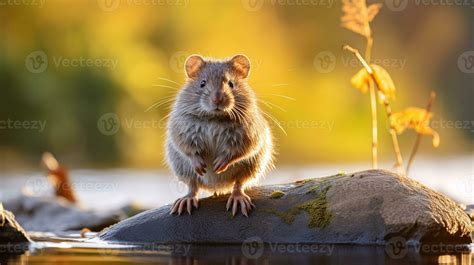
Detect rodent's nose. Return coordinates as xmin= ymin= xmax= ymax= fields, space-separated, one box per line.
xmin=211 ymin=92 xmax=225 ymax=106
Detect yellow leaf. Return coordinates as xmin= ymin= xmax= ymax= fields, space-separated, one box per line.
xmin=371 ymin=64 xmax=396 ymax=100
xmin=432 ymin=131 xmax=440 ymax=147
xmin=350 ymin=68 xmax=370 ymax=93
xmin=341 ymin=0 xmax=373 ymax=38
xmin=390 ymin=107 xmax=440 ymax=147
xmin=367 ymin=4 xmax=382 ymax=22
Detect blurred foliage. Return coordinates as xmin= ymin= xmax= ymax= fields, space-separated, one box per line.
xmin=0 ymin=0 xmax=472 ymax=169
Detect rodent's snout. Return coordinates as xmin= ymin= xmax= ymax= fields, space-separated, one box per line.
xmin=211 ymin=91 xmax=225 ymax=106
xmin=208 ymin=90 xmax=232 ymax=111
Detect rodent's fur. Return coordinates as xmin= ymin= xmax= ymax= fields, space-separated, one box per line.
xmin=165 ymin=55 xmax=274 ymax=195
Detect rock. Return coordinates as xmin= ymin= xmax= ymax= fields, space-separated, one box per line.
xmin=0 ymin=204 xmax=30 ymax=246
xmin=99 ymin=170 xmax=472 ymax=245
xmin=3 ymin=195 xmax=123 ymax=232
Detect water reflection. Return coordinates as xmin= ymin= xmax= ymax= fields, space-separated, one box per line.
xmin=1 ymin=244 xmax=472 ymax=265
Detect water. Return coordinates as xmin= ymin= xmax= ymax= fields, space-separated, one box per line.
xmin=1 ymin=155 xmax=473 ymax=264
xmin=1 ymin=232 xmax=473 ymax=265
xmin=1 ymin=156 xmax=473 ymax=210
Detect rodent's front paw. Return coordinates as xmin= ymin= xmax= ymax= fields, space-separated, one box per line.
xmin=191 ymin=156 xmax=206 ymax=176
xmin=213 ymin=156 xmax=231 ymax=174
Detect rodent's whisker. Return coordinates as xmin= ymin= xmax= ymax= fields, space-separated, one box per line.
xmin=251 ymin=83 xmax=289 ymax=88
xmin=156 ymin=77 xmax=182 ymax=86
xmin=159 ymin=112 xmax=172 ymax=123
xmin=257 ymin=99 xmax=287 ymax=112
xmin=145 ymin=98 xmax=177 ymax=112
xmin=258 ymin=93 xmax=296 ymax=101
xmin=152 ymin=84 xmax=179 ymax=90
xmin=261 ymin=110 xmax=287 ymax=136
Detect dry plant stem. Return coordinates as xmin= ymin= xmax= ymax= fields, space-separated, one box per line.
xmin=368 ymin=80 xmax=378 ymax=169
xmin=406 ymin=92 xmax=437 ymax=175
xmin=382 ymin=98 xmax=404 ymax=174
xmin=365 ymin=35 xmax=378 ymax=169
xmin=365 ymin=36 xmax=373 ymax=62
xmin=343 ymin=45 xmax=404 ymax=174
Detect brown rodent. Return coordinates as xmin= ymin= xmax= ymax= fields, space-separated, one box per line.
xmin=166 ymin=54 xmax=274 ymax=216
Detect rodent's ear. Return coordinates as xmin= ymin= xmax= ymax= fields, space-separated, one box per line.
xmin=185 ymin=55 xmax=205 ymax=79
xmin=230 ymin=54 xmax=251 ymax=79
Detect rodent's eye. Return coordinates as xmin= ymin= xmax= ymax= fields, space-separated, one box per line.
xmin=200 ymin=80 xmax=206 ymax=88
xmin=228 ymin=80 xmax=234 ymax=89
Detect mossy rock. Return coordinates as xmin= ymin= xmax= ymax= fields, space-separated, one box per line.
xmin=99 ymin=170 xmax=472 ymax=245
xmin=270 ymin=190 xmax=286 ymax=199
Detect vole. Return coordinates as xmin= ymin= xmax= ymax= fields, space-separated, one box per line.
xmin=166 ymin=54 xmax=274 ymax=217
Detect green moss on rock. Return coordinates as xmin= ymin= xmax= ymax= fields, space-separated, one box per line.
xmin=297 ymin=186 xmax=332 ymax=228
xmin=269 ymin=185 xmax=332 ymax=229
xmin=271 ymin=190 xmax=286 ymax=199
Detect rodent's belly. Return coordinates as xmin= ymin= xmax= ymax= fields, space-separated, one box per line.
xmin=199 ymin=156 xmax=238 ymax=190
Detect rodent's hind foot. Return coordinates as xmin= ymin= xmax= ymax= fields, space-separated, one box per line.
xmin=170 ymin=195 xmax=199 ymax=215
xmin=226 ymin=190 xmax=255 ymax=217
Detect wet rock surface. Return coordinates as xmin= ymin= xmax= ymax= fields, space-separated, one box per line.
xmin=99 ymin=170 xmax=472 ymax=245
xmin=3 ymin=195 xmax=123 ymax=232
